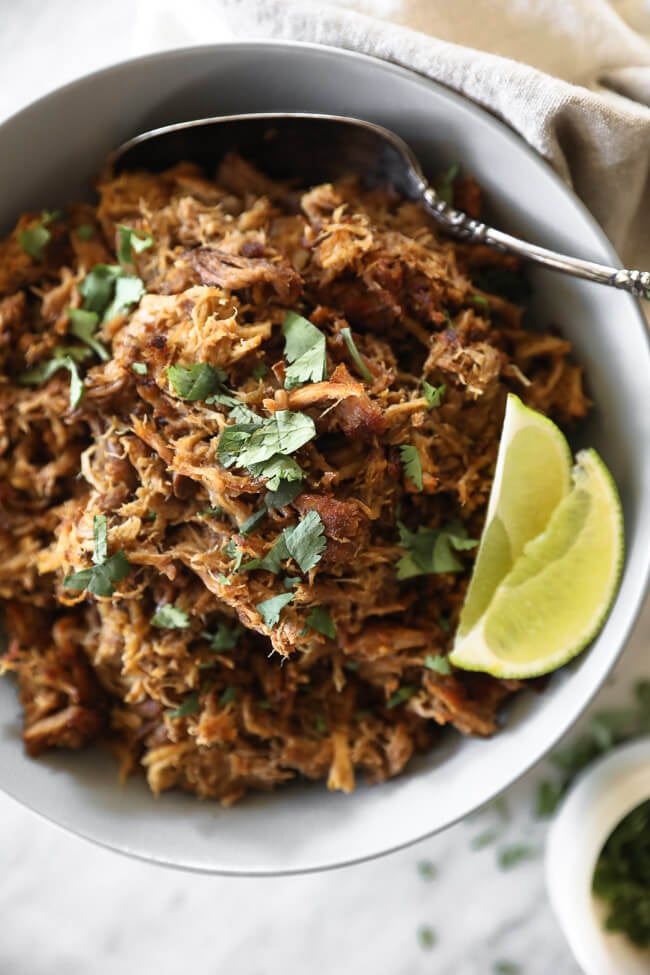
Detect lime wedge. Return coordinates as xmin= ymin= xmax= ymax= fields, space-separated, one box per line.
xmin=457 ymin=393 xmax=573 ymax=638
xmin=450 ymin=448 xmax=624 ymax=679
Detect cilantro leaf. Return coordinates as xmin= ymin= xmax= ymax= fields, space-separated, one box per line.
xmin=18 ymin=223 xmax=51 ymax=260
xmin=103 ymin=275 xmax=145 ymax=322
xmin=167 ymin=692 xmax=200 ymax=719
xmin=151 ymin=604 xmax=191 ymax=628
xmin=535 ymin=780 xmax=565 ymax=818
xmin=238 ymin=411 xmax=316 ymax=467
xmin=400 ymin=445 xmax=423 ymax=491
xmin=256 ymin=592 xmax=294 ymax=627
xmin=19 ymin=353 xmax=84 ymax=409
xmin=265 ymin=479 xmax=302 ymax=509
xmin=132 ymin=362 xmax=148 ymax=375
xmin=424 ymin=654 xmax=452 ymax=675
xmin=498 ymin=844 xmax=540 ymax=870
xmin=340 ymin=327 xmax=373 ymax=382
xmin=283 ymin=510 xmax=326 ymax=573
xmin=203 ymin=622 xmax=242 ymax=652
xmin=240 ymin=509 xmax=266 ymax=534
xmin=396 ymin=520 xmax=477 ymax=580
xmin=387 ymin=686 xmax=416 ymax=709
xmin=246 ymin=454 xmax=305 ymax=492
xmin=62 ymin=514 xmax=130 ymax=597
xmin=470 ymin=294 xmax=491 ymax=316
xmin=252 ymin=363 xmax=267 ymax=379
xmin=244 ymin=511 xmax=326 ymax=576
xmin=67 ymin=308 xmax=110 ymax=362
xmin=282 ymin=311 xmax=327 ymax=389
xmin=80 ymin=264 xmax=145 ymax=323
xmin=422 ymin=381 xmax=446 ymax=408
xmin=305 ymin=607 xmax=336 ymax=638
xmin=436 ymin=162 xmax=460 ymax=206
xmin=417 ymin=926 xmax=436 ymax=951
xmin=219 ymin=686 xmax=237 ymax=707
xmin=168 ymin=363 xmax=225 ymax=401
xmin=117 ymin=224 xmax=154 ymax=264
xmin=76 ymin=224 xmax=95 ymax=241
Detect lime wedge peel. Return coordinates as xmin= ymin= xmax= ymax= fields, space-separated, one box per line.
xmin=450 ymin=447 xmax=624 ymax=680
xmin=457 ymin=393 xmax=573 ymax=639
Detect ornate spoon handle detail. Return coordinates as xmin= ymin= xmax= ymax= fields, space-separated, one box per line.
xmin=423 ymin=188 xmax=650 ymax=300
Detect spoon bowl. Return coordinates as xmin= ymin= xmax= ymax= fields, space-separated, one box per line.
xmin=113 ymin=112 xmax=650 ymax=299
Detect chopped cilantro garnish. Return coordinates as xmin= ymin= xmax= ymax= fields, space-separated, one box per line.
xmin=19 ymin=353 xmax=85 ymax=409
xmin=340 ymin=327 xmax=373 ymax=382
xmin=200 ymin=506 xmax=225 ymax=518
xmin=256 ymin=592 xmax=294 ymax=627
xmin=534 ymin=780 xmax=565 ymax=818
xmin=417 ymin=925 xmax=436 ymax=951
xmin=18 ymin=223 xmax=51 ymax=260
xmin=265 ymin=479 xmax=302 ymax=509
xmin=131 ymin=362 xmax=148 ymax=376
xmin=399 ymin=444 xmax=423 ymax=491
xmin=243 ymin=511 xmax=326 ymax=576
xmin=305 ymin=606 xmax=336 ymax=639
xmin=498 ymin=844 xmax=540 ymax=870
xmin=252 ymin=362 xmax=268 ymax=379
xmin=217 ymin=410 xmax=316 ymax=490
xmin=593 ymin=798 xmax=650 ymax=947
xmin=471 ymin=829 xmax=499 ymax=850
xmin=62 ymin=514 xmax=130 ymax=597
xmin=314 ymin=713 xmax=327 ymax=735
xmin=283 ymin=576 xmax=301 ymax=590
xmin=80 ymin=264 xmax=145 ymax=322
xmin=417 ymin=860 xmax=437 ymax=881
xmin=436 ymin=162 xmax=460 ymax=206
xmin=240 ymin=509 xmax=266 ymax=535
xmin=387 ymin=686 xmax=416 ymax=709
xmin=203 ymin=621 xmax=242 ymax=652
xmin=167 ymin=362 xmax=226 ymax=401
xmin=67 ymin=308 xmax=110 ymax=362
xmin=151 ymin=604 xmax=191 ymax=629
xmin=493 ymin=962 xmax=521 ymax=975
xmin=282 ymin=311 xmax=327 ymax=389
xmin=422 ymin=380 xmax=446 ymax=408
xmin=424 ymin=654 xmax=452 ymax=675
xmin=470 ymin=294 xmax=491 ymax=316
xmin=167 ymin=692 xmax=200 ymax=719
xmin=396 ymin=519 xmax=477 ymax=579
xmin=117 ymin=224 xmax=154 ymax=264
xmin=219 ymin=685 xmax=237 ymax=707
xmin=76 ymin=224 xmax=95 ymax=241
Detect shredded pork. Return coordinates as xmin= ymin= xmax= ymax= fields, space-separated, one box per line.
xmin=0 ymin=157 xmax=588 ymax=804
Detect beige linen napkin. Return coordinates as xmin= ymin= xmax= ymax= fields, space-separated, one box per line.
xmin=132 ymin=0 xmax=650 ymax=270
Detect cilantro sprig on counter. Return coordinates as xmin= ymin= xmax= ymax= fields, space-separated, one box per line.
xmin=282 ymin=311 xmax=327 ymax=389
xmin=63 ymin=514 xmax=130 ymax=597
xmin=396 ymin=520 xmax=477 ymax=580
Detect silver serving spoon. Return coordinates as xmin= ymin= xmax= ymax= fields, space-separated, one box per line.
xmin=112 ymin=113 xmax=650 ymax=300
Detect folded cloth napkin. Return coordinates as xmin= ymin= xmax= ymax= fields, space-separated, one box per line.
xmin=132 ymin=0 xmax=650 ymax=272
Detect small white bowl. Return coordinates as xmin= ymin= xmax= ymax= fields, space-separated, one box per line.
xmin=546 ymin=738 xmax=650 ymax=975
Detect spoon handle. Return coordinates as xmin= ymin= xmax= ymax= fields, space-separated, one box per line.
xmin=422 ymin=188 xmax=650 ymax=300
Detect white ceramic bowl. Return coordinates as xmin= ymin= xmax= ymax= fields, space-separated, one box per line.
xmin=546 ymin=739 xmax=650 ymax=975
xmin=1 ymin=42 xmax=650 ymax=875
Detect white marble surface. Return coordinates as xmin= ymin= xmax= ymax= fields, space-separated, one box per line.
xmin=1 ymin=3 xmax=649 ymax=973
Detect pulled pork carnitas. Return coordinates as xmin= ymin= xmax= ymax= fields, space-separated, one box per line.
xmin=0 ymin=156 xmax=588 ymax=804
